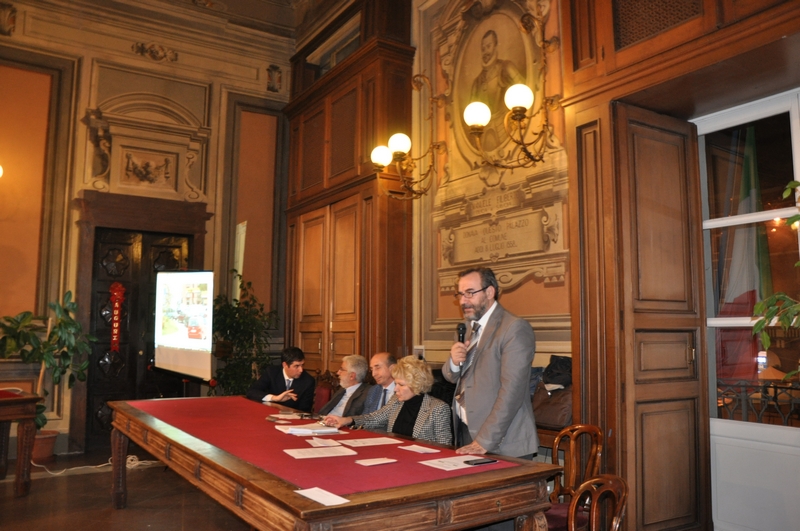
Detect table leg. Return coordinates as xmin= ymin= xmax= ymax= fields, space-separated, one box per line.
xmin=111 ymin=427 xmax=129 ymax=509
xmin=14 ymin=418 xmax=36 ymax=497
xmin=0 ymin=421 xmax=10 ymax=480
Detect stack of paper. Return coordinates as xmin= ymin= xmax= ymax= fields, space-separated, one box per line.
xmin=276 ymin=423 xmax=340 ymax=436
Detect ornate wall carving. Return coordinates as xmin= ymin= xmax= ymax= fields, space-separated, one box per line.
xmin=416 ymin=0 xmax=570 ymax=349
xmin=0 ymin=2 xmax=15 ymax=36
xmin=431 ymin=0 xmax=567 ymax=296
xmin=85 ymin=92 xmax=210 ymax=202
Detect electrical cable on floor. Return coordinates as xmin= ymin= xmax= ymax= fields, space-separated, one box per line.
xmin=29 ymin=454 xmax=161 ymax=476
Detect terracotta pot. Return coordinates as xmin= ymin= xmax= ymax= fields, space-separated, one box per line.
xmin=32 ymin=429 xmax=58 ymax=464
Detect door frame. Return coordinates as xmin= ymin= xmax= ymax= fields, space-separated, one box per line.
xmin=70 ymin=190 xmax=211 ymax=452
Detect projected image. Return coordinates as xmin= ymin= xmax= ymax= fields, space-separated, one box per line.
xmin=154 ymin=271 xmax=214 ymax=381
xmin=158 ymin=282 xmax=210 ymax=344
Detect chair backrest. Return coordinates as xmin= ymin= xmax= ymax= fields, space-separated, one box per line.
xmin=313 ymin=370 xmax=340 ymax=414
xmin=567 ymin=474 xmax=628 ymax=531
xmin=550 ymin=424 xmax=603 ymax=503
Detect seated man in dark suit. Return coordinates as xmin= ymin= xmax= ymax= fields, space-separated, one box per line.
xmin=362 ymin=352 xmax=397 ymax=414
xmin=317 ymin=355 xmax=372 ymax=417
xmin=246 ymin=347 xmax=315 ymax=413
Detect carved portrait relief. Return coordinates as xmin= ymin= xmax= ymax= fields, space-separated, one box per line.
xmin=424 ymin=0 xmax=568 ymax=331
xmin=454 ymin=9 xmax=535 ymax=157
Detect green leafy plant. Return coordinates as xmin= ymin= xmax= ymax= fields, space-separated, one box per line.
xmin=752 ymin=180 xmax=800 ymax=381
xmin=0 ymin=291 xmax=95 ymax=428
xmin=210 ymin=272 xmax=278 ymax=396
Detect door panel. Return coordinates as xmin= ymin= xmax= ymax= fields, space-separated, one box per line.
xmin=635 ymin=331 xmax=697 ymax=381
xmin=296 ymin=208 xmax=327 ymax=374
xmin=329 ymin=195 xmax=360 ymax=366
xmin=629 ymin=125 xmax=695 ymax=312
xmin=638 ymin=399 xmax=699 ymax=529
xmin=86 ymin=228 xmax=188 ymax=450
xmin=292 ymin=194 xmax=361 ymax=374
xmin=615 ymin=103 xmax=709 ymax=530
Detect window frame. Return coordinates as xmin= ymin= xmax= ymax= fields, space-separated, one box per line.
xmin=693 ymin=88 xmax=800 ymax=420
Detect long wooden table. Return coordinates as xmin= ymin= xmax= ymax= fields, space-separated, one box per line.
xmin=109 ymin=397 xmax=560 ymax=530
xmin=0 ymin=390 xmax=42 ymax=497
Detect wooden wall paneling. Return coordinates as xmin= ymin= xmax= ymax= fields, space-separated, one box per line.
xmin=570 ymin=103 xmax=621 ymax=475
xmin=361 ymin=0 xmax=412 ymax=45
xmin=328 ymin=195 xmax=361 ymax=366
xmin=599 ymin=0 xmax=718 ymax=73
xmin=360 ymin=65 xmax=379 ymax=177
xmin=299 ymin=100 xmax=328 ymax=201
xmin=614 ymin=102 xmax=709 ymax=531
xmin=563 ymin=0 xmax=601 ymax=89
xmin=295 ymin=207 xmax=329 ymax=374
xmin=719 ymin=0 xmax=788 ymax=24
xmin=327 ymin=78 xmax=361 ymax=188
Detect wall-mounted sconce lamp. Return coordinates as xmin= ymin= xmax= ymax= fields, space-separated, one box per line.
xmin=370 ymin=74 xmax=446 ymax=200
xmin=0 ymin=165 xmax=4 ymax=178
xmin=462 ymin=9 xmax=559 ymax=170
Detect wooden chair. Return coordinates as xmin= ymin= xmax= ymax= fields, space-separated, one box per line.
xmin=545 ymin=424 xmax=604 ymax=531
xmin=567 ymin=474 xmax=628 ymax=531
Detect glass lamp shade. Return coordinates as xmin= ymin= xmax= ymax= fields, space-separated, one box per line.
xmin=370 ymin=146 xmax=393 ymax=167
xmin=387 ymin=133 xmax=412 ymax=154
xmin=504 ymin=84 xmax=534 ymax=110
xmin=0 ymin=165 xmax=3 ymax=178
xmin=463 ymin=102 xmax=491 ymax=127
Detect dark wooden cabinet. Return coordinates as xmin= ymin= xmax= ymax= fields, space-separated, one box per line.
xmin=561 ymin=0 xmax=797 ymax=100
xmin=284 ymin=23 xmax=415 ymax=373
xmin=285 ymin=37 xmax=414 ymax=207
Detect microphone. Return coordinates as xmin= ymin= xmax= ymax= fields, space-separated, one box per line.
xmin=456 ymin=323 xmax=467 ymax=368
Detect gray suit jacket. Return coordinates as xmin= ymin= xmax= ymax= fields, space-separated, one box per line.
xmin=318 ymin=382 xmax=372 ymax=417
xmin=443 ymin=302 xmax=538 ymax=457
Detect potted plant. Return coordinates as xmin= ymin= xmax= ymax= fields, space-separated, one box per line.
xmin=753 ymin=180 xmax=800 ymax=381
xmin=209 ymin=272 xmax=278 ymax=396
xmin=0 ymin=291 xmax=94 ymax=459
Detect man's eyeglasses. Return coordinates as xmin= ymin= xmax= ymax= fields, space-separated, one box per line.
xmin=453 ymin=287 xmax=488 ymax=300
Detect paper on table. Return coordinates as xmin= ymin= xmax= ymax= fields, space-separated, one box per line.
xmin=295 ymin=487 xmax=350 ymax=506
xmin=272 ymin=413 xmax=303 ymax=420
xmin=398 ymin=444 xmax=440 ymax=454
xmin=284 ymin=446 xmax=357 ymax=459
xmin=418 ymin=455 xmax=484 ymax=471
xmin=275 ymin=423 xmax=341 ymax=436
xmin=355 ymin=458 xmax=397 ymax=466
xmin=308 ymin=437 xmax=342 ymax=447
xmin=338 ymin=437 xmax=401 ymax=447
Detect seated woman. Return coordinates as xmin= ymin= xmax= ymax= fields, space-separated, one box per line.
xmin=323 ymin=356 xmax=453 ymax=445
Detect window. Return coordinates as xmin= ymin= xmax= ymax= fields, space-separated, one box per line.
xmin=695 ymin=90 xmax=800 ymax=426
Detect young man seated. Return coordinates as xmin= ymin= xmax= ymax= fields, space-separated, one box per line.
xmin=246 ymin=347 xmax=315 ymax=413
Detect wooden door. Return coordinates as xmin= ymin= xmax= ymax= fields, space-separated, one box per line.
xmin=86 ymin=228 xmax=189 ymax=449
xmin=328 ymin=195 xmax=360 ymax=369
xmin=614 ymin=103 xmax=710 ymax=530
xmin=293 ymin=195 xmax=360 ymax=374
xmin=296 ymin=207 xmax=328 ymax=374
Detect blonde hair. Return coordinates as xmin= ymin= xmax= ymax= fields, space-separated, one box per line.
xmin=390 ymin=356 xmax=434 ymax=395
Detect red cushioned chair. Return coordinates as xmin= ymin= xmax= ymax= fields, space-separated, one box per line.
xmin=567 ymin=474 xmax=628 ymax=531
xmin=313 ymin=370 xmax=339 ymax=414
xmin=545 ymin=424 xmax=603 ymax=531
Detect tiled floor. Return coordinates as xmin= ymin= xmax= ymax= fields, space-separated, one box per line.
xmin=0 ymin=449 xmax=251 ymax=531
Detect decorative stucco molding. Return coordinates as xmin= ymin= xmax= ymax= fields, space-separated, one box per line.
xmin=0 ymin=2 xmax=16 ymax=36
xmin=131 ymin=42 xmax=178 ymax=62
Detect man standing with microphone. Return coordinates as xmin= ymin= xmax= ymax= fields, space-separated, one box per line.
xmin=443 ymin=267 xmax=538 ymax=459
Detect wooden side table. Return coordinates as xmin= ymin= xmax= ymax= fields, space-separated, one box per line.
xmin=0 ymin=390 xmax=43 ymax=497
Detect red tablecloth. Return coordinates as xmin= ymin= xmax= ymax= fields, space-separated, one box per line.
xmin=128 ymin=396 xmax=518 ymax=496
